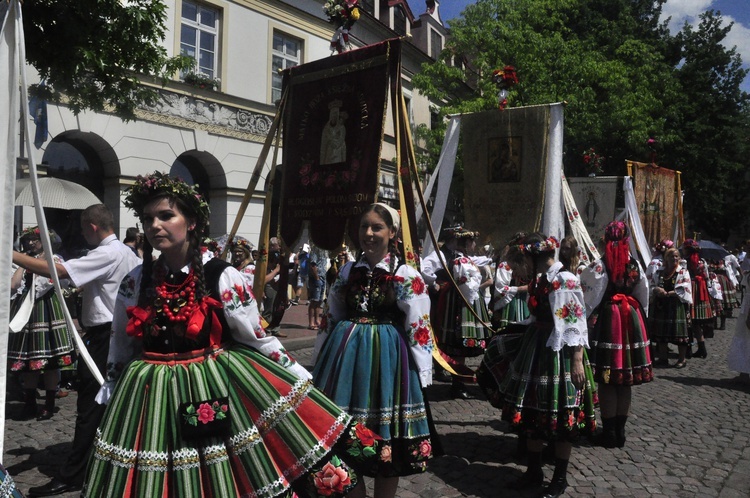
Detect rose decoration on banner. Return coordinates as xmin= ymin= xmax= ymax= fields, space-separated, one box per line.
xmin=491 ymin=65 xmax=519 ymax=110
xmin=324 ymin=0 xmax=360 ymax=54
xmin=582 ymin=147 xmax=604 ymax=176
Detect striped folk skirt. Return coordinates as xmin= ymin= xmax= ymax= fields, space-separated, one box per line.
xmin=7 ymin=290 xmax=75 ymax=372
xmin=491 ymin=294 xmax=530 ymax=331
xmin=717 ymin=273 xmax=741 ymax=311
xmin=691 ymin=279 xmax=715 ymax=321
xmin=313 ymin=319 xmax=437 ymax=477
xmin=476 ymin=330 xmax=525 ymax=408
xmin=649 ymin=296 xmax=690 ymax=343
xmin=589 ymin=295 xmax=653 ymax=385
xmin=82 ymin=344 xmax=359 ymax=498
xmin=496 ymin=323 xmax=598 ymax=441
xmin=0 ymin=463 xmax=23 ymax=498
xmin=434 ymin=286 xmax=493 ymax=357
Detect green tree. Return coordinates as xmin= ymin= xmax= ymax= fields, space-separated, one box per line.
xmin=413 ymin=0 xmax=750 ymax=239
xmin=668 ymin=10 xmax=750 ymax=240
xmin=19 ymin=0 xmax=190 ymax=120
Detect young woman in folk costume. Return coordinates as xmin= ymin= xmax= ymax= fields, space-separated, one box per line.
xmin=9 ymin=227 xmax=75 ymax=420
xmin=313 ymin=203 xmax=438 ymax=498
xmin=82 ymin=172 xmax=366 ymax=498
xmin=648 ymin=247 xmax=693 ymax=367
xmin=492 ymin=233 xmax=597 ymax=498
xmin=681 ymin=239 xmax=713 ymax=359
xmin=581 ymin=221 xmax=653 ymax=448
xmin=709 ymin=256 xmax=740 ymax=330
xmin=427 ymin=226 xmax=493 ymax=399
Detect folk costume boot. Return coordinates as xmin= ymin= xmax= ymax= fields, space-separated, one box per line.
xmin=695 ymin=341 xmax=708 ymax=359
xmin=22 ymin=389 xmax=37 ymax=419
xmin=541 ymin=458 xmax=569 ymax=498
xmin=508 ymin=450 xmax=543 ymax=490
xmin=595 ymin=417 xmax=617 ymax=448
xmin=614 ymin=415 xmax=628 ymax=448
xmin=719 ymin=316 xmax=727 ymax=330
xmin=37 ymin=390 xmax=56 ymax=420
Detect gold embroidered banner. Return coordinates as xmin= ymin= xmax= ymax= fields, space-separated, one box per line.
xmin=279 ymin=40 xmax=400 ymax=250
xmin=626 ymin=161 xmax=681 ymax=248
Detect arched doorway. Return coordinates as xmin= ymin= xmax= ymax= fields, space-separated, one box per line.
xmin=36 ymin=132 xmax=119 ymax=258
xmin=171 ymin=150 xmax=225 ymax=236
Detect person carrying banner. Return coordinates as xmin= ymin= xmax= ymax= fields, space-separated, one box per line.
xmin=313 ymin=203 xmax=438 ymax=498
xmin=14 ymin=204 xmax=141 ymax=497
xmin=81 ymin=172 xmax=362 ymax=497
xmin=8 ymin=227 xmax=75 ymax=421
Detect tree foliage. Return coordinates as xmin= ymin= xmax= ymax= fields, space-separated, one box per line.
xmin=413 ymin=0 xmax=750 ymax=240
xmin=20 ymin=0 xmax=191 ymax=120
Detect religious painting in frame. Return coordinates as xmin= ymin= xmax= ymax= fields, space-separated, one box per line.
xmin=488 ymin=136 xmax=522 ymax=183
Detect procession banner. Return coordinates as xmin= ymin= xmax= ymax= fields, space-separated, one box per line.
xmin=567 ymin=175 xmax=624 ymax=244
xmin=462 ymin=105 xmax=553 ymax=246
xmin=280 ymin=40 xmax=400 ymax=250
xmin=626 ymin=161 xmax=681 ymax=248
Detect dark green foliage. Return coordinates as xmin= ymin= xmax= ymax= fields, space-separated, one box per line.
xmin=22 ymin=0 xmax=192 ymax=121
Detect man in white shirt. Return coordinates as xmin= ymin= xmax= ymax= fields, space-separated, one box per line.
xmin=16 ymin=204 xmax=140 ymax=497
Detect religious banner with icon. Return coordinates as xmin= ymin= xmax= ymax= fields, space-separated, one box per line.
xmin=462 ymin=105 xmax=551 ymax=246
xmin=567 ymin=176 xmax=624 ymax=244
xmin=279 ymin=39 xmax=400 ymax=251
xmin=626 ymin=161 xmax=683 ymax=248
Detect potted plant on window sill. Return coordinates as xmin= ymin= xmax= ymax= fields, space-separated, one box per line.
xmin=183 ymin=72 xmax=221 ymax=91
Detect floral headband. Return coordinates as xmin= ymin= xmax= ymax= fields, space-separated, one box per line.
xmin=20 ymin=226 xmax=41 ymax=239
xmin=654 ymin=239 xmax=674 ymax=253
xmin=124 ymin=171 xmax=210 ymax=231
xmin=517 ymin=236 xmax=559 ymax=254
xmin=231 ymin=237 xmax=254 ymax=253
xmin=682 ymin=238 xmax=700 ymax=252
xmin=443 ymin=226 xmax=479 ymax=240
xmin=201 ymin=238 xmax=221 ymax=257
xmin=605 ymin=221 xmax=629 ymax=242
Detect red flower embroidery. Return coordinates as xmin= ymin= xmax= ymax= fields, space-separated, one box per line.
xmin=196 ymin=402 xmax=215 ymax=424
xmin=551 ymin=280 xmax=561 ymax=290
xmin=411 ymin=277 xmax=426 ymax=295
xmin=355 ymin=424 xmax=381 ymax=447
xmin=414 ymin=326 xmax=430 ymax=345
xmin=313 ymin=462 xmax=351 ymax=496
xmin=221 ymin=289 xmax=233 ymax=302
xmin=418 ymin=440 xmax=432 ymax=458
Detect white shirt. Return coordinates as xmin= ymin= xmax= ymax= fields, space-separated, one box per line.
xmin=62 ymin=234 xmax=141 ymax=327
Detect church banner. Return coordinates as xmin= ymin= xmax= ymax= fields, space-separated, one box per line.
xmin=568 ymin=176 xmax=624 ymax=244
xmin=462 ymin=105 xmax=551 ymax=247
xmin=626 ymin=161 xmax=680 ymax=248
xmin=279 ymin=40 xmax=400 ymax=250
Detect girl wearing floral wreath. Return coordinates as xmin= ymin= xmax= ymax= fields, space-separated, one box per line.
xmin=82 ymin=172 xmax=363 ymax=497
xmin=230 ymin=236 xmax=255 ymax=287
xmin=9 ymin=227 xmax=75 ymax=420
xmin=491 ymin=233 xmax=597 ymax=498
xmin=313 ymin=203 xmax=438 ymax=498
xmin=582 ymin=221 xmax=653 ymax=448
xmin=649 ymin=247 xmax=692 ymax=367
xmin=681 ymin=239 xmax=713 ymax=359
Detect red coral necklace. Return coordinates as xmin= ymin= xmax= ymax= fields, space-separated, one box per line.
xmin=154 ymin=267 xmax=198 ymax=322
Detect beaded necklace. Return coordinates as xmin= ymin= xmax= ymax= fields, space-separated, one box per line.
xmin=154 ymin=266 xmax=198 ymax=323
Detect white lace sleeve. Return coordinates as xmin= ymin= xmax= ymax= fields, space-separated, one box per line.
xmin=580 ymin=259 xmax=607 ymax=316
xmin=493 ymin=262 xmax=518 ymax=311
xmin=394 ymin=265 xmax=434 ymax=387
xmin=453 ymin=256 xmax=480 ymax=304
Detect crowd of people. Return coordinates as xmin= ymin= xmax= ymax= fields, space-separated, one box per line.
xmin=5 ymin=170 xmax=750 ymax=498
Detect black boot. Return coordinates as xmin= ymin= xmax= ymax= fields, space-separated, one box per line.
xmin=595 ymin=417 xmax=617 ymax=448
xmin=719 ymin=317 xmax=726 ymax=330
xmin=685 ymin=343 xmax=693 ymax=359
xmin=508 ymin=451 xmax=543 ymax=489
xmin=37 ymin=390 xmax=56 ymax=420
xmin=614 ymin=415 xmax=628 ymax=448
xmin=541 ymin=458 xmax=569 ymax=498
xmin=21 ymin=389 xmax=37 ymax=419
xmin=695 ymin=341 xmax=708 ymax=359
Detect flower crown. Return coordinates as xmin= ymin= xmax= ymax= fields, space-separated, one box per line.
xmin=605 ymin=221 xmax=629 ymax=242
xmin=682 ymin=238 xmax=700 ymax=252
xmin=443 ymin=226 xmax=479 ymax=240
xmin=653 ymin=239 xmax=674 ymax=254
xmin=20 ymin=226 xmax=41 ymax=239
xmin=201 ymin=237 xmax=221 ymax=257
xmin=518 ymin=236 xmax=559 ymax=254
xmin=124 ymin=172 xmax=210 ymax=231
xmin=231 ymin=237 xmax=254 ymax=253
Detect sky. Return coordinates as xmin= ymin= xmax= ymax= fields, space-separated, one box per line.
xmin=430 ymin=0 xmax=750 ymax=93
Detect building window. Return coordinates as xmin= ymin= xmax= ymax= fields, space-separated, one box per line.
xmin=360 ymin=0 xmax=375 ymax=15
xmin=393 ymin=6 xmax=407 ymax=36
xmin=272 ymin=31 xmax=302 ymax=104
xmin=180 ymin=1 xmax=219 ymax=79
xmin=430 ymin=28 xmax=442 ymax=59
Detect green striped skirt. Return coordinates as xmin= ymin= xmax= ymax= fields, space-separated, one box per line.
xmin=497 ymin=323 xmax=598 ymax=441
xmin=649 ymin=296 xmax=690 ymax=343
xmin=82 ymin=344 xmax=359 ymax=498
xmin=435 ymin=287 xmax=493 ymax=357
xmin=8 ymin=289 xmax=75 ymax=371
